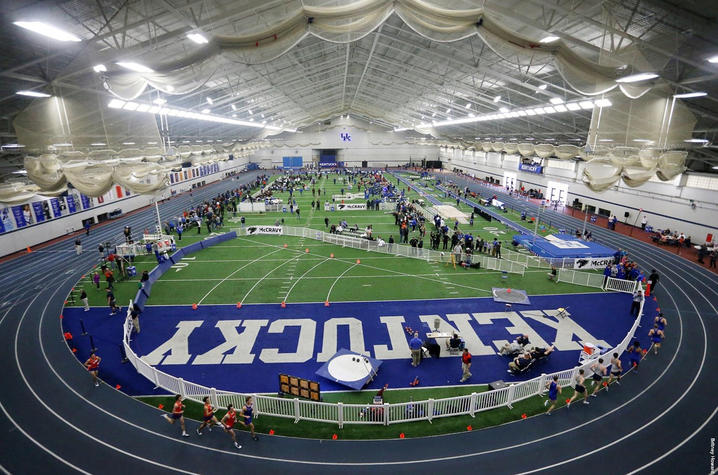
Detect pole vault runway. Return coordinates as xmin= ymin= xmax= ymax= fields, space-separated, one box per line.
xmin=0 ymin=170 xmax=715 ymax=474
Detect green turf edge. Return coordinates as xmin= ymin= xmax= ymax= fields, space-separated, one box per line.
xmin=135 ymin=382 xmax=603 ymax=440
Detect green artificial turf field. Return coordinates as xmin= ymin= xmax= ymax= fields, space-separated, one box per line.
xmin=67 ymin=170 xmax=616 ymax=438
xmin=71 ymin=171 xmax=598 ymax=308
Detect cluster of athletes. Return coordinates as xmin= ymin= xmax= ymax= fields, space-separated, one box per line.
xmin=161 ymin=394 xmax=258 ymax=449
xmin=543 ymin=311 xmax=667 ymax=415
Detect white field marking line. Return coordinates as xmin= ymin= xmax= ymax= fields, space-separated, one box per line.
xmin=15 ymin=275 xmax=198 ymax=475
xmin=154 ymin=270 xmax=511 ymax=282
xmin=517 ymin=258 xmax=704 ymax=473
xmin=334 ymin=257 xmax=492 ymax=294
xmin=283 ymin=257 xmax=333 ymax=302
xmin=0 ymin=463 xmax=10 ymax=475
xmin=196 ymin=247 xmax=283 ymax=305
xmin=325 ymin=262 xmax=360 ymax=302
xmin=240 ymin=254 xmax=305 ymax=304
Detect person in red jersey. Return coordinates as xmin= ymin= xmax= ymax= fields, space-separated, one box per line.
xmin=162 ymin=394 xmax=189 ymax=437
xmin=196 ymin=396 xmax=221 ymax=435
xmin=221 ymin=404 xmax=242 ymax=449
xmin=84 ymin=352 xmax=101 ymax=387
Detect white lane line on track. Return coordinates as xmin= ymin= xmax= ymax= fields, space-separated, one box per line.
xmin=10 ymin=172 xmax=712 ymax=470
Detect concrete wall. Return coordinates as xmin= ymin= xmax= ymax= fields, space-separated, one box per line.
xmin=443 ymin=148 xmax=718 ymax=242
xmin=0 ymin=156 xmax=249 ymax=257
xmin=251 ymin=117 xmax=439 ymax=169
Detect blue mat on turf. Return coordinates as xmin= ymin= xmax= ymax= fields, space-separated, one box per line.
xmin=514 ymin=233 xmax=616 ymax=259
xmin=62 ymin=293 xmax=659 ymax=395
xmin=315 ymin=348 xmax=382 ymax=390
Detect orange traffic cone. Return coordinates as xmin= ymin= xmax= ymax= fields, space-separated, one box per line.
xmin=281 ymin=301 xmax=286 ymax=308
xmin=324 ymin=300 xmax=330 ymax=307
xmin=26 ymin=246 xmax=32 ymax=253
xmin=236 ymin=302 xmax=242 ymax=309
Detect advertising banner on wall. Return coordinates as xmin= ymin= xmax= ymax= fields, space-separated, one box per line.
xmin=80 ymin=194 xmax=92 ymax=210
xmin=66 ymin=195 xmax=77 ymax=214
xmin=246 ymin=226 xmax=282 ymax=235
xmin=32 ymin=202 xmax=46 ymax=223
xmin=573 ymin=257 xmax=614 ymax=270
xmin=0 ymin=207 xmax=14 ymax=233
xmin=12 ymin=205 xmax=28 ymax=227
xmin=518 ymin=163 xmax=543 ymax=174
xmin=50 ymin=198 xmax=62 ymax=218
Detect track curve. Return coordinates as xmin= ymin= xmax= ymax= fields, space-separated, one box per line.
xmin=0 ymin=170 xmax=714 ymax=474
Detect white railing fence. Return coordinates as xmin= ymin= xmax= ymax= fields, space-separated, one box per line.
xmin=122 ymin=282 xmax=644 ymax=429
xmin=557 ymin=268 xmax=606 ymax=289
xmin=231 ymin=225 xmax=527 ymax=276
xmin=558 ymin=269 xmax=640 ymax=294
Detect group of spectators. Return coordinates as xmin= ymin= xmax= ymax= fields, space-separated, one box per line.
xmin=603 ymin=249 xmax=647 ymax=284
xmin=651 ymin=228 xmax=692 ymax=247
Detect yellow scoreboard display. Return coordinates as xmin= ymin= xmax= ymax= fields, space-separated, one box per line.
xmin=278 ymin=374 xmax=321 ymax=401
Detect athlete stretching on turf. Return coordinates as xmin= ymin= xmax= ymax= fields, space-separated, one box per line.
xmin=221 ymin=404 xmax=242 ymax=449
xmin=196 ymin=396 xmax=221 ymax=435
xmin=239 ymin=396 xmax=259 ymax=441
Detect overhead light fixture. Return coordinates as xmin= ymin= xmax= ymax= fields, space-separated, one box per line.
xmin=566 ymin=102 xmax=581 ymax=111
xmin=537 ymin=84 xmax=548 ymax=90
xmin=206 ymin=97 xmax=213 ymax=105
xmin=431 ymin=112 xmax=436 ymax=117
xmin=122 ymin=142 xmax=136 ymax=145
xmin=16 ymin=90 xmax=51 ymax=98
xmin=165 ymin=85 xmax=174 ymax=92
xmin=616 ymin=72 xmax=658 ymax=83
xmin=248 ymin=109 xmax=253 ymax=115
xmin=116 ymin=61 xmax=154 ymax=73
xmin=465 ymin=103 xmax=471 ymax=109
xmin=90 ymin=143 xmax=106 ymax=146
xmin=493 ymin=96 xmax=501 ymax=103
xmin=673 ymin=92 xmax=707 ymax=99
xmin=2 ymin=144 xmax=25 ymax=149
xmin=446 ymin=108 xmax=451 ymax=114
xmin=202 ymin=108 xmax=210 ymax=114
xmin=153 ymin=98 xmax=167 ymax=105
xmin=232 ymin=114 xmax=237 ymax=118
xmin=525 ymin=109 xmax=536 ymax=116
xmin=549 ymin=97 xmax=564 ymax=104
xmin=539 ymin=36 xmax=560 ymax=43
xmin=93 ymin=64 xmax=107 ymax=73
xmin=633 ymin=139 xmax=653 ymax=143
xmin=684 ymin=138 xmax=709 ymax=143
xmin=108 ymin=99 xmax=125 ymax=109
xmin=14 ymin=21 xmax=81 ymax=42
xmin=231 ymin=104 xmax=237 ymax=111
xmin=52 ymin=143 xmax=73 ymax=147
xmin=122 ymin=102 xmax=139 ymax=111
xmin=543 ymin=106 xmax=557 ymax=113
xmin=147 ymin=141 xmax=157 ymax=145
xmin=553 ymin=104 xmax=568 ymax=112
xmin=136 ymin=104 xmax=150 ymax=112
xmin=499 ymin=107 xmax=509 ymax=113
xmin=187 ymin=33 xmax=209 ymax=44
xmin=707 ymin=55 xmax=718 ymax=64
xmin=578 ymin=100 xmax=594 ymax=110
xmin=595 ymin=98 xmax=612 ymax=107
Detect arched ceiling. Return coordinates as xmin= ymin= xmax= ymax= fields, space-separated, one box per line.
xmin=1 ymin=0 xmax=717 ymax=171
